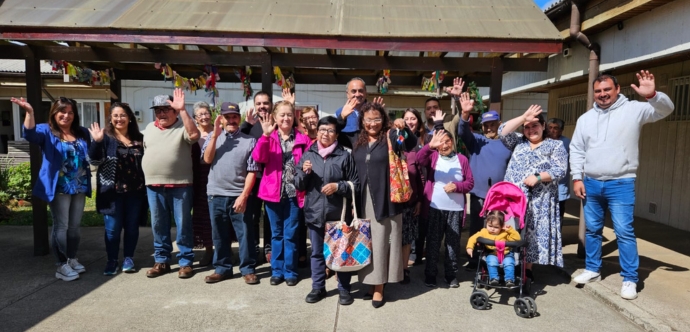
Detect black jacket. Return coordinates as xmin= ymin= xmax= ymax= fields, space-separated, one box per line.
xmin=347 ymin=128 xmax=417 ymax=221
xmin=294 ymin=143 xmax=360 ymax=228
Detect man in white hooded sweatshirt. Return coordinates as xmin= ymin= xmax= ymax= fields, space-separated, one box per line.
xmin=570 ymin=70 xmax=674 ymax=300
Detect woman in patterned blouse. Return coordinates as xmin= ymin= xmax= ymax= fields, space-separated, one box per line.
xmin=88 ymin=103 xmax=145 ymax=276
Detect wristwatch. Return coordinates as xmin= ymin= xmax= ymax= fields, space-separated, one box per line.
xmin=534 ymin=172 xmax=542 ymax=183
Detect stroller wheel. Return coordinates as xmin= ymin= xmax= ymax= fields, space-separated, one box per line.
xmin=514 ymin=298 xmax=532 ymax=318
xmin=470 ymin=290 xmax=490 ymax=310
xmin=524 ymin=297 xmax=537 ymax=316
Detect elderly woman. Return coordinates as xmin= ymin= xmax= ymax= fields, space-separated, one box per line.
xmin=498 ymin=105 xmax=568 ymax=279
xmin=12 ymin=97 xmax=91 ymax=281
xmin=342 ymin=99 xmax=417 ymax=308
xmin=253 ymin=100 xmax=311 ymax=286
xmin=88 ymin=103 xmax=146 ymax=275
xmin=191 ymin=101 xmax=216 ymax=266
xmin=295 ymin=116 xmax=360 ymax=305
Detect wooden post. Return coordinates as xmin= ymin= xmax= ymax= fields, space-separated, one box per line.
xmin=489 ymin=58 xmax=503 ymax=112
xmin=261 ymin=53 xmax=273 ymax=99
xmin=109 ymin=70 xmax=121 ymax=105
xmin=25 ymin=50 xmax=49 ymax=256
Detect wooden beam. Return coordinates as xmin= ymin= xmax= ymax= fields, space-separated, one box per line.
xmin=261 ymin=53 xmax=273 ymax=97
xmin=242 ymin=46 xmax=249 ymax=52
xmin=558 ymin=0 xmax=659 ymax=40
xmin=489 ymin=58 xmax=504 ymax=111
xmin=264 ymin=47 xmax=281 ymax=53
xmin=439 ymin=52 xmax=448 ymax=58
xmin=197 ymin=45 xmax=225 ymax=52
xmin=0 ymin=29 xmax=563 ymax=53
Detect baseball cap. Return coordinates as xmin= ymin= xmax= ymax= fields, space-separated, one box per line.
xmin=220 ymin=102 xmax=240 ymax=115
xmin=150 ymin=95 xmax=173 ymax=109
xmin=481 ymin=110 xmax=500 ymax=124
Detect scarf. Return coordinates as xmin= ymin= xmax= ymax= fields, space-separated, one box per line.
xmin=317 ymin=141 xmax=338 ymax=159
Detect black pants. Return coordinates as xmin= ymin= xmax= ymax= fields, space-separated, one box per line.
xmin=425 ymin=207 xmax=462 ymax=280
xmin=467 ymin=194 xmax=485 ymax=264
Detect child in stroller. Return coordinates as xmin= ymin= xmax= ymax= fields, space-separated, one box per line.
xmin=466 ymin=211 xmax=521 ymax=287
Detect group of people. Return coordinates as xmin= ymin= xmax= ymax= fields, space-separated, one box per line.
xmin=11 ymin=69 xmax=672 ymax=305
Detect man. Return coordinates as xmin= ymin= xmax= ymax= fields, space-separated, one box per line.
xmin=202 ymin=102 xmax=260 ymax=284
xmin=142 ymin=88 xmax=200 ymax=278
xmin=335 ymin=77 xmax=367 ymax=148
xmin=571 ymin=71 xmax=674 ymax=300
xmin=452 ymin=78 xmax=511 ymax=270
xmin=300 ymin=106 xmax=319 ymax=143
xmin=424 ymin=96 xmax=460 ymax=143
xmin=546 ymin=118 xmax=571 ymax=224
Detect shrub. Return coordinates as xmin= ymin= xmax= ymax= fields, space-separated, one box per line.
xmin=5 ymin=162 xmax=32 ymax=200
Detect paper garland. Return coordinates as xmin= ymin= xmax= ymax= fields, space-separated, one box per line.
xmin=235 ymin=66 xmax=252 ymax=101
xmin=421 ymin=70 xmax=448 ymax=92
xmin=47 ymin=60 xmax=115 ymax=86
xmin=377 ymin=70 xmax=391 ymax=94
xmin=274 ymin=66 xmax=295 ymax=90
xmin=154 ymin=63 xmax=220 ymax=103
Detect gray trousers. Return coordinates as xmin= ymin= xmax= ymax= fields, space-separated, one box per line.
xmin=49 ymin=193 xmax=85 ymax=264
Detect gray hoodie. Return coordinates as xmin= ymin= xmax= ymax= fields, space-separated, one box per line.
xmin=570 ymin=92 xmax=674 ymax=181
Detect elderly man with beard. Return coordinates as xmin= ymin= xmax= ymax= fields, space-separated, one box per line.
xmin=143 ymin=88 xmax=200 ymax=278
xmin=201 ymin=102 xmax=260 ymax=284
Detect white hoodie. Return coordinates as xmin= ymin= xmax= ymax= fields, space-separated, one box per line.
xmin=570 ymin=92 xmax=674 ymax=181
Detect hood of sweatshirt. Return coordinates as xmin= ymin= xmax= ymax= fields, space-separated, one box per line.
xmin=592 ymin=94 xmax=628 ymax=141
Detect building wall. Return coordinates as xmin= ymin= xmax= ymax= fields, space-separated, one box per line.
xmin=501 ymin=93 xmax=549 ymax=121
xmin=547 ymin=59 xmax=690 ymax=231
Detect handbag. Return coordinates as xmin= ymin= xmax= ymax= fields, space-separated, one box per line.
xmin=387 ymin=129 xmax=412 ymax=203
xmin=324 ymin=182 xmax=372 ymax=272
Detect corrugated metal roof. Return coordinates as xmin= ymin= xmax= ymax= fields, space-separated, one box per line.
xmin=0 ymin=0 xmax=561 ymax=40
xmin=0 ymin=60 xmax=59 ymax=74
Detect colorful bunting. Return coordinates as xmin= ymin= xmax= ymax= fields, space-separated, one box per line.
xmin=47 ymin=60 xmax=115 ymax=86
xmin=153 ymin=63 xmax=220 ymax=104
xmin=377 ymin=70 xmax=391 ymax=94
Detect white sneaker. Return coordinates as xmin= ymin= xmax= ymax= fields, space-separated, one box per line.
xmin=621 ymin=281 xmax=638 ymax=300
xmin=56 ymin=263 xmax=79 ymax=281
xmin=573 ymin=270 xmax=601 ymax=284
xmin=68 ymin=258 xmax=86 ymax=274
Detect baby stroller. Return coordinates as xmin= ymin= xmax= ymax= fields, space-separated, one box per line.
xmin=468 ymin=181 xmax=537 ymax=318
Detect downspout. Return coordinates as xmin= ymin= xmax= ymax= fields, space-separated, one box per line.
xmin=570 ymin=0 xmax=600 ymax=258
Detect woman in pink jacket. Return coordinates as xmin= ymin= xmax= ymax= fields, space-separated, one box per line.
xmin=252 ymin=100 xmax=311 ymax=286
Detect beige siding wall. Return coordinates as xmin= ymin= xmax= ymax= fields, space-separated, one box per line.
xmin=547 ymin=60 xmax=690 ymax=231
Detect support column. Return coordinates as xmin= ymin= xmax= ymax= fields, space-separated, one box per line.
xmin=25 ymin=49 xmax=49 ymax=256
xmin=489 ymin=58 xmax=503 ymax=112
xmin=261 ymin=53 xmax=273 ymax=98
xmin=109 ymin=70 xmax=121 ymax=104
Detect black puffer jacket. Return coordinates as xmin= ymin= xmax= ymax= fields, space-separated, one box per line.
xmin=294 ymin=143 xmax=360 ymax=228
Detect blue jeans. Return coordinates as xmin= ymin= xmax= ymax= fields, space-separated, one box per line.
xmin=208 ymin=195 xmax=256 ymax=276
xmin=486 ymin=253 xmax=516 ymax=281
xmin=147 ymin=186 xmax=194 ymax=267
xmin=264 ymin=197 xmax=300 ymax=279
xmin=103 ymin=192 xmax=144 ymax=262
xmin=49 ymin=193 xmax=86 ymax=263
xmin=307 ymin=223 xmax=351 ymax=291
xmin=583 ymin=177 xmax=638 ymax=283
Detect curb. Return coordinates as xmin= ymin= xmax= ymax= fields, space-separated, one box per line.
xmin=558 ymin=259 xmax=674 ymax=332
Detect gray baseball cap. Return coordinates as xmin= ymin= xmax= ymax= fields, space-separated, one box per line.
xmin=150 ymin=95 xmax=173 ymax=109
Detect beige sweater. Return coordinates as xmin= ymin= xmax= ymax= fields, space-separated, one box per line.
xmin=142 ymin=120 xmax=197 ymax=185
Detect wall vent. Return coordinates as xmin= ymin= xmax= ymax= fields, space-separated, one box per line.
xmin=649 ymin=202 xmax=657 ymax=214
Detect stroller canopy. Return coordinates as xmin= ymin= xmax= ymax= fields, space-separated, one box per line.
xmin=479 ymin=181 xmax=528 ymax=229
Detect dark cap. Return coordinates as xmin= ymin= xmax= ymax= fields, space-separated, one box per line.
xmin=480 ymin=110 xmax=500 ymax=124
xmin=220 ymin=102 xmax=240 ymax=115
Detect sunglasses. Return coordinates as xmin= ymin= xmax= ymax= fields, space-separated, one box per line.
xmin=58 ymin=96 xmax=77 ymax=106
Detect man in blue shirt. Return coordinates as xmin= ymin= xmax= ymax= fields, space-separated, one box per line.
xmin=547 ymin=118 xmax=571 ymax=225
xmin=335 ymin=77 xmax=367 ymax=148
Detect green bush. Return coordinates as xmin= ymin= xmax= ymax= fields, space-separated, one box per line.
xmin=5 ymin=162 xmax=32 ymax=200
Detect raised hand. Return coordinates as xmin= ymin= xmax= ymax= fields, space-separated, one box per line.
xmin=443 ymin=77 xmax=465 ymax=97
xmin=428 ymin=130 xmax=445 ymax=150
xmin=10 ymin=97 xmax=34 ymax=114
xmin=282 ymin=88 xmax=295 ymax=105
xmin=246 ymin=108 xmax=257 ymax=125
xmin=460 ymin=92 xmax=474 ymax=113
xmin=631 ymin=70 xmax=656 ymax=98
xmin=372 ymin=96 xmax=386 ymax=108
xmin=212 ymin=114 xmax=223 ymax=138
xmin=340 ymin=97 xmax=358 ymax=119
xmin=88 ymin=123 xmax=104 ymax=142
xmin=523 ymin=105 xmax=542 ymax=123
xmin=259 ymin=112 xmax=277 ymax=137
xmin=166 ymin=88 xmax=186 ymax=112
xmin=431 ymin=110 xmax=445 ymax=122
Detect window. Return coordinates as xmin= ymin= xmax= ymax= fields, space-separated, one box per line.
xmin=556 ymin=94 xmax=587 ymax=126
xmin=668 ymin=75 xmax=690 ymax=121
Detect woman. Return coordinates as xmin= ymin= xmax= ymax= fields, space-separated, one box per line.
xmin=252 ymin=100 xmax=311 ymax=286
xmin=88 ymin=103 xmax=145 ymax=275
xmin=295 ymin=116 xmax=360 ymax=305
xmin=297 ymin=107 xmax=320 ymax=268
xmin=418 ymin=130 xmax=474 ymax=288
xmin=498 ymin=105 xmax=568 ymax=278
xmin=346 ymin=100 xmax=417 ymax=308
xmin=400 ymin=108 xmax=426 ymax=284
xmin=12 ymin=97 xmax=91 ymax=281
xmin=191 ymin=101 xmax=215 ymax=266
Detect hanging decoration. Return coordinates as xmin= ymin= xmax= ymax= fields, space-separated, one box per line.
xmin=421 ymin=70 xmax=448 ymax=92
xmin=235 ymin=66 xmax=253 ymax=101
xmin=47 ymin=60 xmax=115 ymax=86
xmin=376 ymin=70 xmax=391 ymax=94
xmin=274 ymin=66 xmax=295 ymax=90
xmin=153 ymin=63 xmax=220 ymax=104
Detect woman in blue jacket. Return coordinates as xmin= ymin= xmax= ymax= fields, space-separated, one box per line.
xmin=12 ymin=97 xmax=92 ymax=282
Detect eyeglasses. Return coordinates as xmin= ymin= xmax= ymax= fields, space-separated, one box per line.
xmin=111 ymin=114 xmax=129 ymax=119
xmin=58 ymin=96 xmax=77 ymax=106
xmin=363 ymin=118 xmax=382 ymax=125
xmin=318 ymin=128 xmax=336 ymax=134
xmin=154 ymin=108 xmax=173 ymax=114
xmin=195 ymin=112 xmax=211 ymax=118
xmin=302 ymin=115 xmax=318 ymax=121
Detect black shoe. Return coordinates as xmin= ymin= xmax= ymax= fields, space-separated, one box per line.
xmin=424 ymin=276 xmax=437 ymax=288
xmin=339 ymin=290 xmax=354 ymax=305
xmin=372 ymin=298 xmax=385 ymax=308
xmin=526 ymin=269 xmax=535 ymax=282
xmin=362 ymin=292 xmax=374 ymax=300
xmin=286 ymin=278 xmax=298 ymax=286
xmin=505 ymin=279 xmax=515 ymax=287
xmin=447 ymin=277 xmax=460 ymax=288
xmin=305 ymin=288 xmax=327 ymax=303
xmin=400 ymin=269 xmax=411 ymax=285
xmin=489 ymin=278 xmax=499 ymax=286
xmin=464 ymin=261 xmax=478 ymax=271
xmin=270 ymin=276 xmax=284 ymax=286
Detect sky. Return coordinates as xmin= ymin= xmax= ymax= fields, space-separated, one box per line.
xmin=534 ymin=0 xmax=560 ymax=10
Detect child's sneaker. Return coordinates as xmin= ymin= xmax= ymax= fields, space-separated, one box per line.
xmin=505 ymin=279 xmax=515 ymax=287
xmin=56 ymin=263 xmax=79 ymax=281
xmin=122 ymin=257 xmax=135 ymax=273
xmin=489 ymin=278 xmax=499 ymax=286
xmin=103 ymin=260 xmax=118 ymax=276
xmin=68 ymin=258 xmax=86 ymax=274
